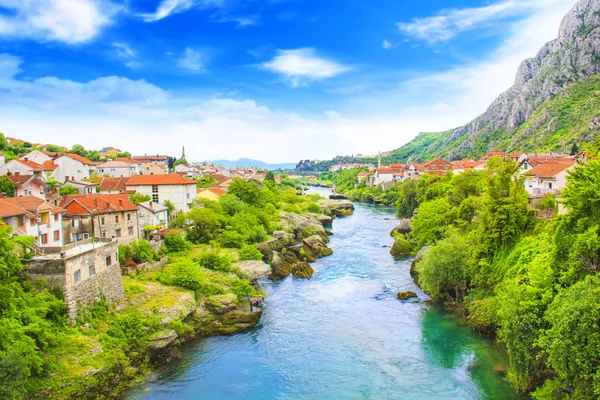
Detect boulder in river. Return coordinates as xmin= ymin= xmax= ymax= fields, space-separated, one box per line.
xmin=280 ymin=212 xmax=330 ymax=242
xmin=397 ymin=291 xmax=418 ymax=301
xmin=317 ymin=199 xmax=354 ymax=217
xmin=390 ymin=236 xmax=415 ymax=259
xmin=390 ymin=219 xmax=412 ymax=237
xmin=302 ymin=235 xmax=333 ymax=259
xmin=258 ymin=232 xmax=296 ymax=259
xmin=269 ymin=250 xmax=299 ymax=281
xmin=292 ymin=262 xmax=314 ymax=279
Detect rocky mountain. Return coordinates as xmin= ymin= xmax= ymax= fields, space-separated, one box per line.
xmin=393 ymin=0 xmax=600 ymax=162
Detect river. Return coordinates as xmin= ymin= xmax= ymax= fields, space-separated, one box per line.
xmin=127 ymin=188 xmax=521 ymax=400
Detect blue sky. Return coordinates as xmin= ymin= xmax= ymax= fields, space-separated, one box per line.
xmin=0 ymin=0 xmax=578 ymax=162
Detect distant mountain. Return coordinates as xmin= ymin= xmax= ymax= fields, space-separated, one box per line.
xmin=211 ymin=158 xmax=296 ymax=170
xmin=392 ymin=0 xmax=600 ymax=162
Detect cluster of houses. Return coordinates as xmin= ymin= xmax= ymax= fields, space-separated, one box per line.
xmin=355 ymin=150 xmax=589 ymax=198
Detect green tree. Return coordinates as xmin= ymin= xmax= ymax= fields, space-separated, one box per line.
xmin=44 ymin=145 xmax=60 ymax=153
xmin=116 ymin=152 xmax=131 ymax=158
xmin=415 ymin=233 xmax=471 ymax=299
xmin=70 ymin=144 xmax=86 ymax=156
xmin=411 ymin=197 xmax=452 ymax=245
xmin=264 ymin=171 xmax=276 ymax=182
xmin=129 ymin=193 xmax=151 ymax=205
xmin=0 ymin=176 xmax=16 ymax=197
xmin=177 ymin=207 xmax=222 ymax=243
xmin=162 ymin=199 xmax=175 ymax=214
xmin=58 ymin=185 xmax=78 ymax=195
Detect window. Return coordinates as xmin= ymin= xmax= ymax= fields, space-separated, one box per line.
xmin=71 ymin=233 xmax=79 ymax=242
xmin=152 ymin=184 xmax=158 ymax=193
xmin=187 ymin=193 xmax=190 ymax=199
xmin=105 ymin=255 xmax=112 ymax=266
xmin=89 ymin=264 xmax=96 ymax=276
xmin=74 ymin=269 xmax=81 ymax=284
xmin=127 ymin=213 xmax=131 ymax=221
xmin=17 ymin=216 xmax=24 ymax=227
xmin=30 ymin=218 xmax=36 ymax=226
xmin=40 ymin=211 xmax=50 ymax=225
xmin=115 ymin=215 xmax=119 ymax=223
xmin=128 ymin=226 xmax=134 ymax=235
xmin=39 ymin=233 xmax=48 ymax=245
xmin=101 ymin=231 xmax=106 ymax=238
xmin=115 ymin=229 xmax=121 ymax=238
xmin=53 ymin=230 xmax=60 ymax=242
xmin=82 ymin=233 xmax=90 ymax=239
xmin=54 ymin=214 xmax=59 ymax=222
xmin=548 ymin=183 xmax=553 ymax=189
xmin=72 ymin=219 xmax=80 ymax=227
xmin=101 ymin=217 xmax=105 ymax=225
xmin=25 ymin=189 xmax=32 ymax=195
xmin=152 ymin=193 xmax=159 ymax=202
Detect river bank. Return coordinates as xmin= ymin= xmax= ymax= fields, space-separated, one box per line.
xmin=126 ymin=190 xmax=521 ymax=400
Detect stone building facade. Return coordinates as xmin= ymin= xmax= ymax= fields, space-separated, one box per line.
xmin=23 ymin=238 xmax=124 ymax=321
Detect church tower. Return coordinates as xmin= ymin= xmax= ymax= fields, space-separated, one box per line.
xmin=182 ymin=146 xmax=186 ymax=160
xmin=378 ymin=151 xmax=381 ymax=169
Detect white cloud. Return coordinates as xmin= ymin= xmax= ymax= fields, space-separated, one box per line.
xmin=140 ymin=0 xmax=224 ymax=22
xmin=113 ymin=42 xmax=142 ymax=69
xmin=397 ymin=0 xmax=570 ymax=43
xmin=262 ymin=48 xmax=350 ymax=87
xmin=0 ymin=0 xmax=117 ymax=43
xmin=177 ymin=47 xmax=208 ymax=72
xmin=382 ymin=40 xmax=392 ymax=50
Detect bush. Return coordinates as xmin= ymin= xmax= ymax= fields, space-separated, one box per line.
xmin=119 ymin=244 xmax=133 ymax=265
xmin=219 ymin=229 xmax=244 ymax=248
xmin=238 ymin=245 xmax=263 ymax=261
xmin=307 ymin=202 xmax=322 ymax=214
xmin=164 ymin=232 xmax=191 ymax=254
xmin=196 ymin=252 xmax=232 ymax=272
xmin=171 ymin=260 xmax=202 ymax=291
xmin=131 ymin=240 xmax=157 ymax=263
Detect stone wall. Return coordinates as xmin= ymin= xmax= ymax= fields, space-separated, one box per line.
xmin=64 ymin=263 xmax=125 ymax=321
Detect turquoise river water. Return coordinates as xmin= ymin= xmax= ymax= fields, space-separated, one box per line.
xmin=127 ymin=189 xmax=522 ymax=400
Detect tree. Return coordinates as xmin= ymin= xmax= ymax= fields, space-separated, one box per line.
xmin=44 ymin=145 xmax=60 ymax=153
xmin=415 ymin=233 xmax=471 ymax=300
xmin=116 ymin=152 xmax=131 ymax=158
xmin=177 ymin=207 xmax=222 ymax=243
xmin=129 ymin=193 xmax=151 ymax=205
xmin=58 ymin=185 xmax=78 ymax=195
xmin=264 ymin=171 xmax=275 ymax=182
xmin=570 ymin=142 xmax=579 ymax=155
xmin=162 ymin=199 xmax=175 ymax=214
xmin=0 ymin=176 xmax=16 ymax=197
xmin=562 ymin=160 xmax=600 ymax=223
xmin=195 ymin=176 xmax=217 ymax=188
xmin=411 ymin=197 xmax=452 ymax=245
xmin=70 ymin=144 xmax=86 ymax=156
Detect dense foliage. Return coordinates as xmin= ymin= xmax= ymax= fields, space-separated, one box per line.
xmin=394 ymin=157 xmax=600 ymax=397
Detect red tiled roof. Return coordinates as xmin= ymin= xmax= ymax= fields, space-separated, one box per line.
xmin=17 ymin=159 xmax=43 ymax=170
xmin=61 ymin=153 xmax=96 ymax=165
xmin=423 ymin=158 xmax=452 ymax=167
xmin=524 ymin=160 xmax=576 ymax=178
xmin=210 ymin=173 xmax=229 ymax=183
xmin=376 ymin=168 xmax=395 ymax=174
xmin=61 ymin=194 xmax=137 ymax=215
xmin=99 ymin=177 xmax=129 ymax=192
xmin=0 ymin=196 xmax=65 ymax=218
xmin=126 ymin=174 xmax=196 ymax=185
xmin=207 ymin=187 xmax=227 ymax=196
xmin=8 ymin=175 xmax=45 ymax=187
xmin=42 ymin=160 xmax=57 ymax=171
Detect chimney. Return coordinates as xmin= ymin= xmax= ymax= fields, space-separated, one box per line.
xmin=24 ymin=157 xmax=28 ymax=161
xmin=106 ymin=201 xmax=110 ymax=209
xmin=118 ymin=199 xmax=123 ymax=206
xmin=149 ymin=201 xmax=153 ymax=206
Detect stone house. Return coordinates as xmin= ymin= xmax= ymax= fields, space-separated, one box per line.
xmin=23 ymin=238 xmax=124 ymax=321
xmin=126 ymin=174 xmax=197 ymax=213
xmin=61 ymin=194 xmax=140 ymax=244
xmin=0 ymin=195 xmax=65 ymax=246
xmin=137 ymin=200 xmax=169 ymax=235
xmin=53 ymin=154 xmax=97 ymax=183
xmin=423 ymin=158 xmax=453 ymax=176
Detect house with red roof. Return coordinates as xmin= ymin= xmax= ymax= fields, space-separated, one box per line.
xmin=0 ymin=195 xmax=66 ymax=246
xmin=53 ymin=154 xmax=97 ymax=183
xmin=423 ymin=158 xmax=453 ymax=176
xmin=523 ymin=158 xmax=580 ymax=196
xmin=126 ymin=174 xmax=197 ymax=213
xmin=8 ymin=175 xmax=47 ymax=198
xmin=0 ymin=159 xmax=44 ymax=179
xmin=99 ymin=177 xmax=130 ymax=194
xmin=61 ymin=194 xmax=139 ymax=244
xmin=197 ymin=187 xmax=228 ymax=201
xmin=97 ymin=160 xmax=140 ymax=177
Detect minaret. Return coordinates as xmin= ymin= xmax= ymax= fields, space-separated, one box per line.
xmin=378 ymin=151 xmax=381 ymax=168
xmin=182 ymin=146 xmax=186 ymax=160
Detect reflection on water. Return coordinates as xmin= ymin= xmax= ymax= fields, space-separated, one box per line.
xmin=127 ymin=189 xmax=521 ymax=400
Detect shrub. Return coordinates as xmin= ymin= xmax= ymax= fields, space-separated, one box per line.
xmin=307 ymin=202 xmax=322 ymax=214
xmin=171 ymin=260 xmax=202 ymax=291
xmin=196 ymin=252 xmax=232 ymax=272
xmin=219 ymin=229 xmax=244 ymax=248
xmin=131 ymin=240 xmax=157 ymax=263
xmin=238 ymin=245 xmax=263 ymax=261
xmin=164 ymin=232 xmax=191 ymax=254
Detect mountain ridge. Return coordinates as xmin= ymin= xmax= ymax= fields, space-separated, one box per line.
xmin=211 ymin=158 xmax=296 ymax=170
xmin=392 ymin=0 xmax=600 ymax=162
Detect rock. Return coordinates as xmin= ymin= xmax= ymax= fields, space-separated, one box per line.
xmin=268 ymin=251 xmax=296 ymax=281
xmin=410 ymin=246 xmax=430 ymax=277
xmin=205 ymin=293 xmax=238 ymax=315
xmin=292 ymin=262 xmax=314 ymax=279
xmin=235 ymin=260 xmax=271 ymax=281
xmin=280 ymin=212 xmax=330 ymax=242
xmin=257 ymin=232 xmax=295 ymax=259
xmin=382 ymin=244 xmax=389 ymax=248
xmin=159 ymin=292 xmax=197 ymax=326
xmin=390 ymin=219 xmax=412 ymax=236
xmin=310 ymin=213 xmax=334 ymax=227
xmin=148 ymin=329 xmax=178 ymax=350
xmin=273 ymin=230 xmax=287 ymax=239
xmin=302 ymin=235 xmax=333 ymax=258
xmin=397 ymin=291 xmax=418 ymax=301
xmin=390 ymin=237 xmax=415 ymax=259
xmin=317 ymin=199 xmax=354 ymax=217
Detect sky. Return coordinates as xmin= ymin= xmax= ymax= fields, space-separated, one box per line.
xmin=0 ymin=0 xmax=579 ymax=163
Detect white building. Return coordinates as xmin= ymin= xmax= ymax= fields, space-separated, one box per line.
xmin=126 ymin=175 xmax=197 ymax=213
xmin=97 ymin=160 xmax=140 ymax=177
xmin=373 ymin=167 xmax=396 ymax=186
xmin=0 ymin=159 xmax=44 ymax=179
xmin=137 ymin=201 xmax=169 ymax=231
xmin=0 ymin=196 xmax=66 ymax=247
xmin=523 ymin=160 xmax=579 ymax=196
xmin=53 ymin=154 xmax=97 ymax=183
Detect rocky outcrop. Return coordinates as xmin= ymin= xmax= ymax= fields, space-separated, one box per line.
xmin=280 ymin=212 xmax=330 ymax=242
xmin=396 ymin=0 xmax=600 ymax=160
xmin=318 ymin=199 xmax=354 ymax=217
xmin=257 ymin=231 xmax=295 ymax=259
xmin=410 ymin=246 xmax=430 ymax=285
xmin=204 ymin=293 xmax=238 ymax=315
xmin=292 ymin=262 xmax=314 ymax=279
xmin=148 ymin=329 xmax=178 ymax=350
xmin=397 ymin=291 xmax=418 ymax=301
xmin=310 ymin=213 xmax=334 ymax=227
xmin=390 ymin=237 xmax=415 ymax=259
xmin=390 ymin=219 xmax=412 ymax=237
xmin=235 ymin=260 xmax=271 ymax=282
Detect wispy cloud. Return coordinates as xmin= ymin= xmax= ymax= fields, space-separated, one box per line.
xmin=113 ymin=42 xmax=142 ymax=69
xmin=382 ymin=40 xmax=393 ymax=50
xmin=0 ymin=0 xmax=118 ymax=44
xmin=262 ymin=48 xmax=350 ymax=87
xmin=177 ymin=47 xmax=208 ymax=72
xmin=213 ymin=14 xmax=259 ymax=27
xmin=397 ymin=0 xmax=560 ymax=43
xmin=140 ymin=0 xmax=224 ymax=22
